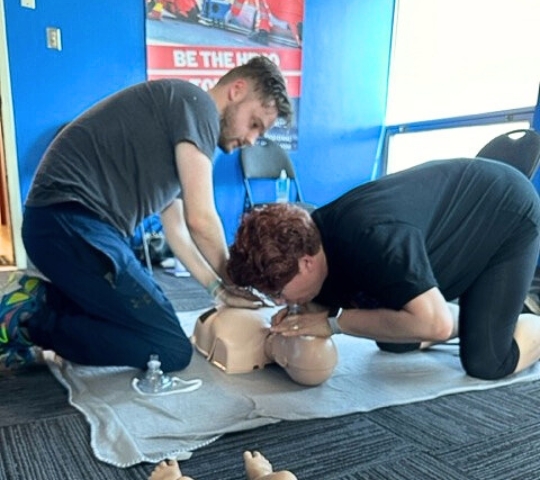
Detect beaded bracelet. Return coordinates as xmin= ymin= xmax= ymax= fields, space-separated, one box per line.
xmin=206 ymin=279 xmax=223 ymax=297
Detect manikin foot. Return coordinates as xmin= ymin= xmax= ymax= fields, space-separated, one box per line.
xmin=148 ymin=453 xmax=296 ymax=480
xmin=243 ymin=451 xmax=297 ymax=480
xmin=149 ymin=459 xmax=194 ymax=480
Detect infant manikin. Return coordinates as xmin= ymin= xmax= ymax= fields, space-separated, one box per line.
xmin=191 ymin=306 xmax=338 ymax=386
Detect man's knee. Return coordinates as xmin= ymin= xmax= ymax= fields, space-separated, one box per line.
xmin=156 ymin=337 xmax=193 ymax=372
xmin=461 ymin=358 xmax=506 ymax=380
xmin=461 ymin=347 xmax=518 ymax=380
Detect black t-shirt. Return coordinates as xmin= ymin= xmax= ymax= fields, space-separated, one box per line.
xmin=26 ymin=79 xmax=220 ymax=236
xmin=312 ymin=158 xmax=540 ymax=310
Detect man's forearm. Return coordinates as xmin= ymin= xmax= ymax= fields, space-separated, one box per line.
xmin=338 ymin=304 xmax=454 ymax=343
xmin=161 ymin=200 xmax=221 ymax=289
xmin=186 ymin=211 xmax=230 ymax=281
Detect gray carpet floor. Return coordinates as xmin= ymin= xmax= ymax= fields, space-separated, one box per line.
xmin=2 ymin=268 xmax=540 ymax=480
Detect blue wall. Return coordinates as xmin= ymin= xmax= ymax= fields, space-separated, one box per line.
xmin=6 ymin=0 xmax=394 ymax=244
xmin=4 ymin=0 xmax=147 ymax=203
xmin=215 ymin=1 xmax=395 ymax=242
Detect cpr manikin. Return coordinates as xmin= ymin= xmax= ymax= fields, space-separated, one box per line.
xmin=191 ymin=306 xmax=338 ymax=386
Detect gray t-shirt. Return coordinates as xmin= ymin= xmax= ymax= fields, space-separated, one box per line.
xmin=26 ymin=79 xmax=220 ymax=236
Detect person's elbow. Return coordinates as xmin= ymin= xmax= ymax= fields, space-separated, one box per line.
xmin=424 ymin=312 xmax=455 ymax=341
xmin=185 ymin=207 xmax=216 ymax=237
xmin=405 ymin=288 xmax=455 ymax=342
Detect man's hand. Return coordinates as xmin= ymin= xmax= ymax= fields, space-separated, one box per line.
xmin=270 ymin=303 xmax=333 ymax=337
xmin=214 ymin=284 xmax=264 ymax=309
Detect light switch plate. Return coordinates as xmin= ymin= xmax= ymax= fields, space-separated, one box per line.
xmin=21 ymin=0 xmax=36 ymax=9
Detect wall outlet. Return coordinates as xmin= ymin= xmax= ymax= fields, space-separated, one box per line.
xmin=46 ymin=27 xmax=62 ymax=51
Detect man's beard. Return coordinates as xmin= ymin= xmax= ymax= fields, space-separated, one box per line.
xmin=217 ymin=105 xmax=238 ymax=152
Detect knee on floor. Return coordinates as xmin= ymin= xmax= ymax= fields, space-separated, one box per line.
xmin=462 ymin=357 xmax=511 ymax=381
xmin=143 ymin=337 xmax=193 ymax=373
xmin=151 ymin=340 xmax=193 ymax=373
xmin=461 ymin=341 xmax=519 ymax=380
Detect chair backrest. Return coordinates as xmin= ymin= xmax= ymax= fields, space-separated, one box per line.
xmin=240 ymin=138 xmax=297 ymax=180
xmin=476 ymin=129 xmax=540 ymax=179
xmin=240 ymin=138 xmax=314 ymax=212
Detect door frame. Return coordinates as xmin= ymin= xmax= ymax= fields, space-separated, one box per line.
xmin=0 ymin=0 xmax=27 ymax=269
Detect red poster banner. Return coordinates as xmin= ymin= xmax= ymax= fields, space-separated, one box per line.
xmin=145 ymin=0 xmax=304 ymax=149
xmin=147 ymin=45 xmax=301 ymax=97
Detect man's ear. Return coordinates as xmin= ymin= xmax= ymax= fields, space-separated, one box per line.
xmin=228 ymin=78 xmax=248 ymax=101
xmin=299 ymin=255 xmax=315 ymax=273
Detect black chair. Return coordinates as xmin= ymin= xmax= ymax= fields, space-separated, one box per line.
xmin=240 ymin=137 xmax=316 ymax=213
xmin=476 ymin=128 xmax=540 ymax=179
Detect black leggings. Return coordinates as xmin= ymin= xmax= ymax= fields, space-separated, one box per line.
xmin=378 ymin=218 xmax=540 ymax=380
xmin=458 ymin=219 xmax=539 ymax=379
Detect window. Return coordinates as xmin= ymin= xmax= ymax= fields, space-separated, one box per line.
xmin=383 ymin=0 xmax=539 ymax=174
xmin=386 ymin=0 xmax=540 ymax=124
xmin=386 ymin=121 xmax=530 ymax=174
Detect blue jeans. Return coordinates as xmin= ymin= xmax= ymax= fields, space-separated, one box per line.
xmin=21 ymin=203 xmax=193 ymax=372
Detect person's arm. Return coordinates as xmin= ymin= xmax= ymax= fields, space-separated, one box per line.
xmin=337 ymin=287 xmax=456 ymax=341
xmin=160 ymin=198 xmax=219 ymax=289
xmin=271 ymin=287 xmax=457 ymax=342
xmin=166 ymin=143 xmax=261 ymax=308
xmin=174 ymin=141 xmax=229 ymax=280
xmin=161 ymin=198 xmax=262 ymax=309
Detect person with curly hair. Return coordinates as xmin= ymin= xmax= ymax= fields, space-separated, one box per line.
xmin=227 ymin=158 xmax=540 ymax=380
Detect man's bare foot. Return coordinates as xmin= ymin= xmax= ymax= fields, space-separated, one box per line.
xmin=149 ymin=459 xmax=194 ymax=480
xmin=243 ymin=451 xmax=297 ymax=480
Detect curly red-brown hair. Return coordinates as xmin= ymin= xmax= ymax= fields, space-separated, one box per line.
xmin=227 ymin=203 xmax=321 ymax=294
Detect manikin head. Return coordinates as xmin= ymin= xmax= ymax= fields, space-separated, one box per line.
xmin=191 ymin=306 xmax=338 ymax=386
xmin=210 ymin=56 xmax=292 ymax=152
xmin=227 ymin=203 xmax=328 ymax=305
xmin=264 ymin=333 xmax=338 ymax=386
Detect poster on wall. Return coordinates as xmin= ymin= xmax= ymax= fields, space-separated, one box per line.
xmin=145 ymin=0 xmax=304 ymax=150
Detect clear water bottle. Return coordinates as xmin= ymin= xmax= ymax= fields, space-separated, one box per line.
xmin=135 ymin=354 xmax=173 ymax=394
xmin=275 ymin=169 xmax=290 ymax=203
xmin=132 ymin=354 xmax=203 ymax=396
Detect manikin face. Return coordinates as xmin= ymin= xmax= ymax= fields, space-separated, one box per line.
xmin=271 ymin=253 xmax=327 ymax=306
xmin=218 ymin=81 xmax=279 ymax=152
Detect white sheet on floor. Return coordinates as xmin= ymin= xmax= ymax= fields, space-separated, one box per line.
xmin=47 ymin=308 xmax=540 ymax=468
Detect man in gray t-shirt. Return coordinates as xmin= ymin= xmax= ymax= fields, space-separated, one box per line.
xmin=26 ymin=79 xmax=220 ymax=237
xmin=0 ymin=56 xmax=291 ymax=372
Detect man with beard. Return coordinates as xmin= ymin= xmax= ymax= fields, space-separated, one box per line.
xmin=0 ymin=56 xmax=291 ymax=371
